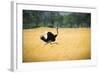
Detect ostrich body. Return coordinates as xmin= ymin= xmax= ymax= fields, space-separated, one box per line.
xmin=40 ymin=27 xmax=58 ymax=44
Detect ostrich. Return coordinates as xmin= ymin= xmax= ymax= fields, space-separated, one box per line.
xmin=40 ymin=27 xmax=58 ymax=44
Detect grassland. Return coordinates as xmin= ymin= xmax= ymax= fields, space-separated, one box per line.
xmin=23 ymin=27 xmax=91 ymax=62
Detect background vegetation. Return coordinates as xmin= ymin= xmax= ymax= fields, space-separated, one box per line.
xmin=23 ymin=10 xmax=91 ymax=29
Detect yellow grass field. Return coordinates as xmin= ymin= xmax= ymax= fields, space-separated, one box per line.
xmin=23 ymin=27 xmax=91 ymax=62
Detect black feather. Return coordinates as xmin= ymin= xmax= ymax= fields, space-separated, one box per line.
xmin=40 ymin=27 xmax=58 ymax=43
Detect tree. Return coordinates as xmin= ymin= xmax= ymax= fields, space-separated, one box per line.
xmin=23 ymin=10 xmax=91 ymax=29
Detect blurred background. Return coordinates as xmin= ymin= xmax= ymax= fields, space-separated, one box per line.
xmin=23 ymin=10 xmax=91 ymax=29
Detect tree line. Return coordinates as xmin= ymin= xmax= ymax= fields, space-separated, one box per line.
xmin=23 ymin=10 xmax=91 ymax=29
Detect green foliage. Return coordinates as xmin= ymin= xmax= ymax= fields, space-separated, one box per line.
xmin=23 ymin=10 xmax=91 ymax=29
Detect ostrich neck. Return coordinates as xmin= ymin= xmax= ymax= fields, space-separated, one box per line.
xmin=56 ymin=27 xmax=58 ymax=35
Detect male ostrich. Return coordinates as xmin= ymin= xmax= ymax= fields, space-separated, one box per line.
xmin=40 ymin=27 xmax=58 ymax=44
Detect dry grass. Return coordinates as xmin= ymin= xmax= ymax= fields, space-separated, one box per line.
xmin=23 ymin=27 xmax=91 ymax=62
